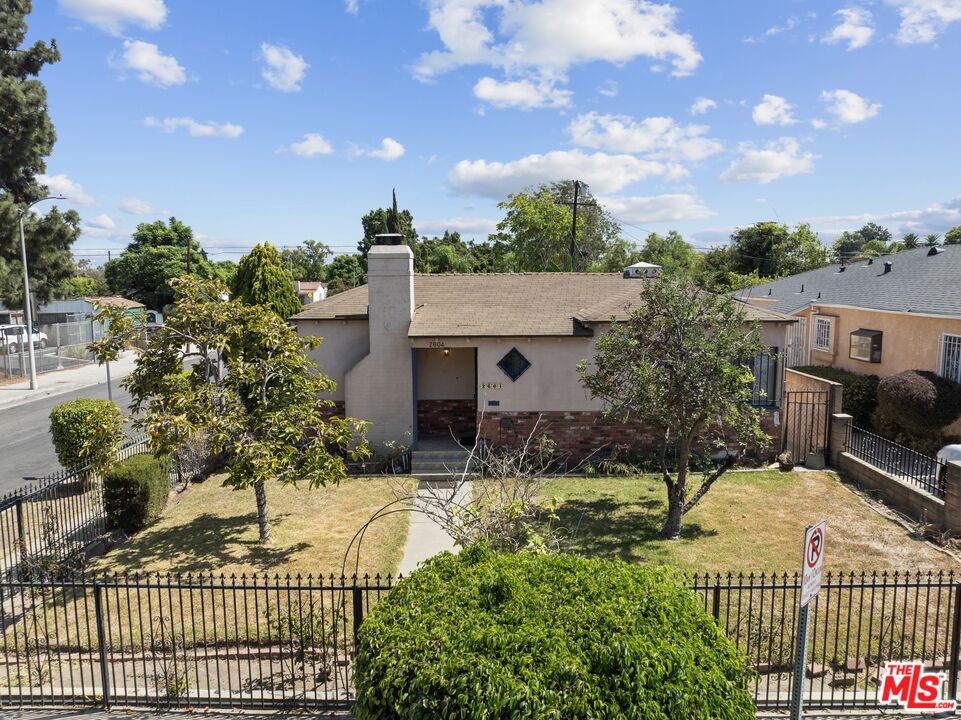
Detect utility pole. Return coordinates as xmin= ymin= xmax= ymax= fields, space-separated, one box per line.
xmin=556 ymin=180 xmax=596 ymax=272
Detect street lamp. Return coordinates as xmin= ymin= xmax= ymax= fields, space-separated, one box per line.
xmin=18 ymin=195 xmax=66 ymax=389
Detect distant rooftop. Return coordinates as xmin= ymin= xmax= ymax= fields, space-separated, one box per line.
xmin=735 ymin=245 xmax=961 ymax=318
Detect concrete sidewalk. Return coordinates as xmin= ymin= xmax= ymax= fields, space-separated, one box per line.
xmin=0 ymin=353 xmax=138 ymax=412
xmin=397 ymin=481 xmax=470 ymax=576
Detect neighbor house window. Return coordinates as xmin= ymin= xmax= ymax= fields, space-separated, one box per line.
xmin=497 ymin=347 xmax=532 ymax=382
xmin=813 ymin=317 xmax=832 ymax=352
xmin=849 ymin=329 xmax=883 ymax=363
xmin=940 ymin=334 xmax=961 ymax=384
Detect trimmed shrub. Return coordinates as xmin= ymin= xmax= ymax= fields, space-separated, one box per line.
xmin=354 ymin=546 xmax=754 ymax=720
xmin=877 ymin=370 xmax=961 ymax=437
xmin=103 ymin=454 xmax=171 ymax=534
xmin=794 ymin=366 xmax=879 ymax=427
xmin=49 ymin=398 xmax=124 ymax=474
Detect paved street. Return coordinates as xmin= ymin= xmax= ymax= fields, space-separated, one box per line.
xmin=0 ymin=378 xmax=133 ymax=495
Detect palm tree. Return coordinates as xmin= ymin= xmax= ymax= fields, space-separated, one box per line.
xmin=925 ymin=233 xmax=942 ymax=246
xmin=902 ymin=232 xmax=919 ymax=249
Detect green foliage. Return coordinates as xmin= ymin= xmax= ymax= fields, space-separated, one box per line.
xmin=323 ymin=254 xmax=366 ymax=295
xmin=638 ymin=230 xmax=701 ymax=275
xmin=230 ymin=242 xmax=301 ymax=319
xmin=48 ymin=398 xmax=123 ymax=474
xmin=88 ymin=299 xmax=145 ymax=364
xmin=902 ymin=233 xmax=920 ymax=249
xmin=794 ymin=366 xmax=879 ymax=427
xmin=415 ymin=231 xmax=475 ymax=273
xmin=105 ymin=217 xmax=218 ymax=309
xmin=111 ymin=276 xmax=370 ymax=541
xmin=720 ymin=222 xmax=828 ymax=278
xmin=59 ymin=258 xmax=108 ymax=297
xmin=832 ymin=223 xmax=892 ymax=260
xmin=945 ymin=226 xmax=961 ymax=246
xmin=578 ymin=277 xmax=768 ymax=538
xmin=358 ymin=191 xmax=418 ymax=258
xmin=280 ymin=239 xmax=331 ymax=281
xmin=877 ymin=370 xmax=961 ymax=437
xmin=354 ymin=546 xmax=755 ymax=720
xmin=103 ymin=454 xmax=170 ymax=534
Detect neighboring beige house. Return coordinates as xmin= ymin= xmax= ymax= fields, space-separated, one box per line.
xmin=736 ymin=245 xmax=961 ymax=432
xmin=291 ymin=236 xmax=795 ymax=459
xmin=295 ymin=281 xmax=327 ymax=305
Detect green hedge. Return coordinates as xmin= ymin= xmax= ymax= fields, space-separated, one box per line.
xmin=103 ymin=454 xmax=170 ymax=535
xmin=794 ymin=366 xmax=879 ymax=427
xmin=877 ymin=370 xmax=961 ymax=436
xmin=49 ymin=398 xmax=124 ymax=473
xmin=354 ymin=546 xmax=754 ymax=720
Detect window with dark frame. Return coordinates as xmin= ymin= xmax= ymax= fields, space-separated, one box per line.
xmin=849 ymin=329 xmax=882 ymax=363
xmin=497 ymin=347 xmax=532 ymax=382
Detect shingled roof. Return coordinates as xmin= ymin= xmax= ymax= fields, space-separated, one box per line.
xmin=735 ymin=245 xmax=961 ymax=317
xmin=292 ymin=273 xmax=793 ymax=337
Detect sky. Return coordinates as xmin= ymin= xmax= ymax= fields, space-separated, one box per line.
xmin=23 ymin=0 xmax=961 ymax=264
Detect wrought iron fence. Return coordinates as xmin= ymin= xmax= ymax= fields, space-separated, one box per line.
xmin=846 ymin=424 xmax=946 ymax=498
xmin=0 ymin=435 xmax=180 ymax=585
xmin=0 ymin=570 xmax=958 ymax=711
xmin=750 ymin=351 xmax=780 ymax=408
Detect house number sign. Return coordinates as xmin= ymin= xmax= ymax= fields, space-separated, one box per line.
xmin=428 ymin=340 xmax=446 ymax=348
xmin=481 ymin=382 xmax=503 ymax=389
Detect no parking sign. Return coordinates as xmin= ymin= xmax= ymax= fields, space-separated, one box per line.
xmin=800 ymin=521 xmax=826 ymax=608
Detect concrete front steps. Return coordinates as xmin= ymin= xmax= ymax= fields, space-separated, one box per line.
xmin=410 ymin=448 xmax=478 ymax=478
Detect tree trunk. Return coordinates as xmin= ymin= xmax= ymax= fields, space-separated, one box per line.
xmin=254 ymin=480 xmax=271 ymax=542
xmin=662 ymin=444 xmax=690 ymax=540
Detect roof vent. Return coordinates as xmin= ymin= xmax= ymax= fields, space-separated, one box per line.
xmin=928 ymin=246 xmax=942 ymax=256
xmin=882 ymin=261 xmax=892 ymax=274
xmin=838 ymin=265 xmax=846 ymax=273
xmin=800 ymin=283 xmax=804 ymax=293
xmin=623 ymin=261 xmax=661 ymax=279
xmin=767 ymin=288 xmax=772 ymax=295
xmin=817 ymin=291 xmax=821 ymax=299
xmin=373 ymin=233 xmax=404 ymax=246
xmin=867 ymin=258 xmax=873 ymax=265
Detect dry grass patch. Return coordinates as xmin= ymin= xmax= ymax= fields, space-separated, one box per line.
xmin=547 ymin=470 xmax=958 ymax=574
xmin=90 ymin=474 xmax=413 ymax=579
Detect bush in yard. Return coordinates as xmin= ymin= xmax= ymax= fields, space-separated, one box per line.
xmin=49 ymin=398 xmax=124 ymax=474
xmin=877 ymin=370 xmax=961 ymax=438
xmin=795 ymin=366 xmax=879 ymax=427
xmin=103 ymin=454 xmax=171 ymax=534
xmin=354 ymin=546 xmax=755 ymax=720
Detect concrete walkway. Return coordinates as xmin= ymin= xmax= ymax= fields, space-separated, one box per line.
xmin=397 ymin=481 xmax=470 ymax=576
xmin=0 ymin=352 xmax=138 ymax=411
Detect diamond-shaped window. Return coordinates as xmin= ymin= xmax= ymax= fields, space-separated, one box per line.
xmin=497 ymin=347 xmax=532 ymax=382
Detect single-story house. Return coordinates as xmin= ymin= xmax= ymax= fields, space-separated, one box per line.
xmin=291 ymin=236 xmax=795 ymax=459
xmin=295 ymin=281 xmax=327 ymax=305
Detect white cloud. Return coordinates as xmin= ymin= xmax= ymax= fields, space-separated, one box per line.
xmin=259 ymin=43 xmax=309 ymax=92
xmin=822 ymin=8 xmax=875 ymax=49
xmin=87 ymin=214 xmax=115 ymax=230
xmin=345 ymin=0 xmax=359 ymax=13
xmin=751 ymin=94 xmax=797 ymax=126
xmin=744 ymin=14 xmax=802 ymax=42
xmin=568 ymin=112 xmax=723 ymax=163
xmin=807 ymin=196 xmax=961 ymax=236
xmin=119 ymin=197 xmax=158 ymax=214
xmin=811 ymin=118 xmax=828 ymax=129
xmin=114 ymin=40 xmax=186 ymax=88
xmin=821 ymin=89 xmax=881 ymax=123
xmin=368 ymin=137 xmax=406 ymax=161
xmin=473 ymin=76 xmax=572 ymax=109
xmin=448 ymin=149 xmax=681 ymax=198
xmin=720 ymin=138 xmax=817 ymax=184
xmin=598 ymin=193 xmax=716 ymax=223
xmin=419 ymin=216 xmax=499 ymax=235
xmin=690 ymin=97 xmax=717 ymax=115
xmin=37 ymin=174 xmax=95 ymax=206
xmin=289 ymin=133 xmax=334 ymax=157
xmin=598 ymin=80 xmax=619 ymax=97
xmin=887 ymin=0 xmax=961 ymax=43
xmin=144 ymin=116 xmax=244 ymax=138
xmin=59 ymin=0 xmax=166 ymax=35
xmin=413 ymin=0 xmax=701 ymax=105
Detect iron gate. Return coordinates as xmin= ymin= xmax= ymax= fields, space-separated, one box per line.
xmin=783 ymin=390 xmax=829 ymax=464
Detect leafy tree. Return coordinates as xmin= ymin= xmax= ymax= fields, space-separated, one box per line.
xmin=902 ymin=233 xmax=920 ymax=249
xmin=323 ymin=254 xmax=366 ymax=295
xmin=724 ymin=222 xmax=827 ymax=278
xmin=465 ymin=239 xmax=514 ymax=273
xmin=945 ymin=226 xmax=961 ymax=246
xmin=59 ymin=258 xmax=108 ymax=297
xmin=415 ymin=231 xmax=475 ymax=273
xmin=0 ymin=1 xmax=79 ymax=306
xmin=578 ymin=277 xmax=768 ymax=539
xmin=589 ymin=236 xmax=644 ymax=272
xmin=860 ymin=239 xmax=889 ymax=257
xmin=49 ymin=398 xmax=123 ymax=475
xmin=832 ymin=223 xmax=892 ymax=259
xmin=925 ymin=233 xmax=942 ymax=246
xmin=231 ymin=242 xmax=301 ymax=319
xmin=281 ymin=239 xmax=332 ymax=281
xmin=105 ymin=276 xmax=369 ymax=541
xmin=358 ymin=190 xmax=417 ymax=258
xmin=493 ymin=182 xmax=620 ymax=272
xmin=105 ymin=217 xmax=217 ymax=309
xmin=638 ymin=230 xmax=701 ymax=275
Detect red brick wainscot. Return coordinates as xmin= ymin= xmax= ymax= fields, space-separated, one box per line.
xmin=417 ymin=399 xmax=477 ymax=441
xmin=477 ymin=410 xmax=781 ymax=465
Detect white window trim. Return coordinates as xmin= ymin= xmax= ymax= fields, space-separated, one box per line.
xmin=813 ymin=317 xmax=832 ymax=352
xmin=939 ymin=333 xmax=961 ymax=384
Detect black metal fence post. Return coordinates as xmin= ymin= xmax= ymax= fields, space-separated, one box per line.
xmin=93 ymin=582 xmax=111 ymax=709
xmin=712 ymin=580 xmax=721 ymax=621
xmin=949 ymin=582 xmax=961 ymax=700
xmin=352 ymin=583 xmax=364 ymax=651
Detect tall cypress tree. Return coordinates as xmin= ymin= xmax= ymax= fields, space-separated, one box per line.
xmin=231 ymin=242 xmax=302 ymax=320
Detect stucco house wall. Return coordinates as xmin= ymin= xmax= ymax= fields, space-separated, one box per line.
xmin=297 ymin=319 xmax=369 ymax=403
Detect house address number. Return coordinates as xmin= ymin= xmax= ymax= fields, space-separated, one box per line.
xmin=481 ymin=382 xmax=504 ymax=389
xmin=428 ymin=340 xmax=446 ymax=348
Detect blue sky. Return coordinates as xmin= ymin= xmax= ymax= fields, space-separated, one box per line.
xmin=25 ymin=0 xmax=961 ymax=263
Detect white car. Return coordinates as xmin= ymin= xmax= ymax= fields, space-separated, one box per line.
xmin=0 ymin=324 xmax=48 ymax=353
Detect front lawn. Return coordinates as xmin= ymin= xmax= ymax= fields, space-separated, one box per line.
xmin=90 ymin=474 xmax=413 ymax=579
xmin=546 ymin=470 xmax=958 ymax=574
